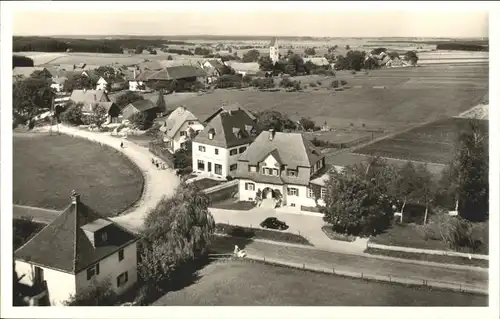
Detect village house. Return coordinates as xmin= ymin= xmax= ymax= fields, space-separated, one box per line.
xmin=134 ymin=65 xmax=207 ymax=91
xmin=269 ymin=38 xmax=280 ymax=64
xmin=121 ymin=99 xmax=160 ymax=122
xmin=235 ymin=130 xmax=328 ymax=210
xmin=192 ymin=106 xmax=257 ymax=179
xmin=126 ymin=69 xmax=146 ymax=92
xmin=70 ymin=89 xmax=111 ymax=109
xmin=201 ymin=59 xmax=226 ymax=84
xmin=223 ymin=61 xmax=260 ymax=77
xmin=159 ymin=106 xmax=205 ymax=153
xmin=302 ymin=56 xmax=330 ymax=67
xmin=14 ymin=191 xmax=140 ymax=306
xmin=50 ymin=76 xmax=67 ymax=93
xmin=95 ymin=76 xmax=108 ymax=92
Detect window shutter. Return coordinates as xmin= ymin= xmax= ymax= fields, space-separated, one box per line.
xmin=87 ymin=269 xmax=92 ymax=280
xmin=96 ymin=263 xmax=100 ymax=275
xmin=245 ymin=183 xmax=248 ymax=190
xmin=296 ymin=188 xmax=299 ymax=196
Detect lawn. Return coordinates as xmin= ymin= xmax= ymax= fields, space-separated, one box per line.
xmin=13 ymin=133 xmax=144 ymax=216
xmin=215 ymin=223 xmax=312 ymax=246
xmin=210 ymin=199 xmax=256 ymax=211
xmin=355 ymin=117 xmax=489 ymax=164
xmin=153 ymin=259 xmax=487 ymax=306
xmin=170 ymin=64 xmax=487 ymax=132
xmin=365 ymin=248 xmax=488 ymax=268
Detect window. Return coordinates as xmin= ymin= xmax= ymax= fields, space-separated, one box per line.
xmin=273 ymin=169 xmax=279 ymax=176
xmin=307 ymin=188 xmax=315 ymax=198
xmin=180 ymin=131 xmax=186 ymax=137
xmin=249 ymin=166 xmax=257 ymax=172
xmin=215 ymin=148 xmax=219 ymax=155
xmin=197 ymin=160 xmax=205 ymax=171
xmin=290 ymin=203 xmax=296 ymax=207
xmin=188 ymin=121 xmax=194 ymax=125
xmin=287 ymin=187 xmax=298 ymax=196
xmin=230 ymin=149 xmax=238 ymax=156
xmin=230 ymin=164 xmax=237 ymax=171
xmin=215 ymin=164 xmax=222 ymax=175
xmin=287 ymin=169 xmax=297 ymax=177
xmin=198 ymin=145 xmax=206 ymax=152
xmin=321 ymin=188 xmax=327 ymax=200
xmin=180 ymin=142 xmax=187 ymax=149
xmin=118 ymin=249 xmax=124 ymax=261
xmin=239 ymin=146 xmax=247 ymax=153
xmin=87 ymin=263 xmax=100 ymax=280
xmin=117 ymin=271 xmax=129 ymax=287
xmin=245 ymin=183 xmax=255 ymax=191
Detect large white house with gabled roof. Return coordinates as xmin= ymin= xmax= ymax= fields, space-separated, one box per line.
xmin=192 ymin=105 xmax=257 ymax=179
xmin=235 ymin=130 xmax=328 ymax=209
xmin=14 ymin=191 xmax=140 ymax=306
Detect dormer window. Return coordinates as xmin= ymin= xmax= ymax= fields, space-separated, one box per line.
xmin=208 ymin=129 xmax=215 ymax=140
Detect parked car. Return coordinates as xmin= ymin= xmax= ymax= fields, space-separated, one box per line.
xmin=260 ymin=217 xmax=289 ymax=230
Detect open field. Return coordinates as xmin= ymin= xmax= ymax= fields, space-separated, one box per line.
xmin=13 ymin=133 xmax=144 ymax=216
xmin=172 ymin=62 xmax=487 ymax=132
xmin=355 ymin=117 xmax=488 ymax=164
xmin=153 ymin=259 xmax=487 ymax=306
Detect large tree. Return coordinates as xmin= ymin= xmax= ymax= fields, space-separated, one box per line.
xmin=404 ymin=51 xmax=419 ymax=66
xmin=88 ymin=104 xmax=108 ymax=129
xmin=254 ymin=110 xmax=297 ymax=132
xmin=115 ymin=90 xmax=144 ymax=108
xmin=156 ymin=89 xmax=167 ymax=113
xmin=138 ymin=183 xmax=215 ymax=291
xmin=13 ymin=77 xmax=54 ymax=127
xmin=439 ymin=121 xmax=489 ymax=222
xmin=63 ymin=74 xmax=94 ymax=92
xmin=242 ymin=49 xmax=260 ymax=63
xmin=30 ymin=69 xmax=53 ymax=80
xmin=320 ymin=160 xmax=395 ymax=237
xmin=258 ymin=56 xmax=274 ymax=71
xmin=304 ymin=47 xmax=316 ymax=56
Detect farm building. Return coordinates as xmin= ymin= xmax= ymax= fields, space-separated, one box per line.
xmin=201 ymin=59 xmax=226 ymax=84
xmin=134 ymin=65 xmax=207 ymax=91
xmin=121 ymin=99 xmax=161 ymax=121
xmin=302 ymin=57 xmax=330 ymax=66
xmin=234 ymin=130 xmax=328 ymax=210
xmin=223 ymin=61 xmax=260 ymax=76
xmin=70 ymin=89 xmax=111 ymax=106
xmin=95 ymin=77 xmax=108 ymax=91
xmin=159 ymin=106 xmax=205 ymax=153
xmin=80 ymin=101 xmax=121 ymax=123
xmin=14 ymin=191 xmax=140 ymax=306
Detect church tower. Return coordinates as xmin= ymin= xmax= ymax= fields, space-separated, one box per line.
xmin=269 ymin=38 xmax=279 ymax=64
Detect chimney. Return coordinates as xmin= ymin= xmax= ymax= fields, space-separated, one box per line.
xmin=269 ymin=129 xmax=275 ymax=141
xmin=71 ymin=190 xmax=80 ymax=204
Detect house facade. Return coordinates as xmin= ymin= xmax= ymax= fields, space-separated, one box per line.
xmin=14 ymin=191 xmax=140 ymax=306
xmin=96 ymin=77 xmax=108 ymax=91
xmin=201 ymin=59 xmax=225 ymax=84
xmin=192 ymin=106 xmax=257 ymax=179
xmin=235 ymin=130 xmax=328 ymax=209
xmin=69 ymin=89 xmax=111 ymax=116
xmin=159 ymin=106 xmax=204 ymax=153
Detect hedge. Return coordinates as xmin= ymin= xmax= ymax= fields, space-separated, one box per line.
xmin=215 ymin=223 xmax=312 ymax=246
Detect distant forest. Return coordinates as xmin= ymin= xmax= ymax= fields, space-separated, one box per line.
xmin=13 ymin=36 xmax=194 ymax=53
xmin=435 ymin=43 xmax=488 ymax=52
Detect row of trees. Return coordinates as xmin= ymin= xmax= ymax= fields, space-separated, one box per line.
xmin=13 ymin=36 xmax=192 ymax=53
xmin=320 ymin=121 xmax=488 ymax=240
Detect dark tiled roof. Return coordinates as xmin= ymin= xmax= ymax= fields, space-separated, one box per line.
xmin=14 ymin=195 xmax=139 ymax=274
xmin=194 ymin=106 xmax=257 ymax=148
xmin=135 ymin=65 xmax=207 ymax=81
xmin=206 ymin=59 xmax=225 ymax=72
xmin=81 ymin=101 xmax=117 ymax=114
xmin=128 ymin=99 xmax=157 ymax=112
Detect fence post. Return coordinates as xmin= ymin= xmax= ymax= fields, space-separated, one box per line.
xmin=361 ymin=272 xmax=363 ymax=279
xmin=303 ymin=263 xmax=305 ymax=269
xmin=459 ymin=284 xmax=462 ymax=292
xmin=389 ymin=275 xmax=391 ymax=282
xmin=332 ymin=267 xmax=335 ymax=274
xmin=263 ymin=256 xmax=265 ymax=262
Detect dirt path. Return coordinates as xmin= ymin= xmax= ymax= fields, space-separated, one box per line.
xmin=34 ymin=125 xmax=181 ymax=231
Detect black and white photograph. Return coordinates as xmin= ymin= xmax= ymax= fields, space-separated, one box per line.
xmin=1 ymin=2 xmax=498 ymax=319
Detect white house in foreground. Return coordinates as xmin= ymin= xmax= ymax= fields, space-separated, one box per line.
xmin=95 ymin=77 xmax=108 ymax=91
xmin=235 ymin=130 xmax=328 ymax=210
xmin=192 ymin=106 xmax=257 ymax=179
xmin=14 ymin=191 xmax=140 ymax=306
xmin=159 ymin=106 xmax=205 ymax=153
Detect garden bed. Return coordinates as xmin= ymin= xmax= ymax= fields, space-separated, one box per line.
xmin=321 ymin=226 xmax=356 ymax=242
xmin=215 ymin=223 xmax=312 ymax=246
xmin=191 ymin=178 xmax=223 ymax=191
xmin=365 ymin=247 xmax=488 ymax=268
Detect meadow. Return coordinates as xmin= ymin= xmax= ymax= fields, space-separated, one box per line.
xmin=355 ymin=117 xmax=489 ymax=164
xmin=13 ymin=133 xmax=144 ymax=216
xmin=154 ymin=259 xmax=487 ymax=306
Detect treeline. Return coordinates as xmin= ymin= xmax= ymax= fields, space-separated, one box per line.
xmin=13 ymin=55 xmax=34 ymax=68
xmin=436 ymin=43 xmax=488 ymax=52
xmin=13 ymin=36 xmax=192 ymax=53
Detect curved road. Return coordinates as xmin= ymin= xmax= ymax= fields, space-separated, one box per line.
xmin=36 ymin=125 xmax=180 ymax=231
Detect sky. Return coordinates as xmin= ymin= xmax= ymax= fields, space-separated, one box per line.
xmin=11 ymin=3 xmax=489 ymax=38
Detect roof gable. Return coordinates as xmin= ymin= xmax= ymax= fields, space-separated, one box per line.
xmin=128 ymin=99 xmax=157 ymax=112
xmin=70 ymin=90 xmax=110 ymax=104
xmin=160 ymin=106 xmax=199 ymax=138
xmin=14 ymin=192 xmax=139 ymax=273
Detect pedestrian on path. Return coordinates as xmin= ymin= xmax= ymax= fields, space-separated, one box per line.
xmin=120 ymin=142 xmax=124 ymax=148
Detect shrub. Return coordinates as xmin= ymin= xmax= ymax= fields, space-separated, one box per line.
xmin=330 ymin=80 xmax=339 ymax=88
xmin=309 ymin=82 xmax=317 ymax=87
xmin=316 ymin=80 xmax=322 ymax=86
xmin=60 ymin=102 xmax=84 ymax=125
xmin=340 ymin=80 xmax=348 ymax=86
xmin=321 ymin=226 xmax=356 ymax=242
xmin=65 ymin=280 xmax=118 ymax=306
xmin=251 ymin=77 xmax=275 ymax=89
xmin=433 ymin=214 xmax=486 ymax=253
